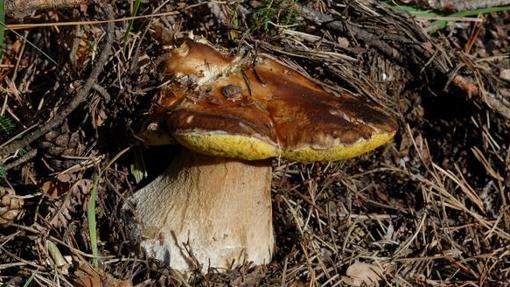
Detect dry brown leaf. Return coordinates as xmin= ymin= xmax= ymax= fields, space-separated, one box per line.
xmin=75 ymin=262 xmax=132 ymax=287
xmin=41 ymin=180 xmax=69 ymax=198
xmin=500 ymin=69 xmax=510 ymax=82
xmin=289 ymin=280 xmax=306 ymax=287
xmin=342 ymin=261 xmax=383 ymax=287
xmin=91 ymin=99 xmax=108 ymax=129
xmin=48 ymin=178 xmax=92 ymax=227
xmin=337 ymin=37 xmax=350 ymax=48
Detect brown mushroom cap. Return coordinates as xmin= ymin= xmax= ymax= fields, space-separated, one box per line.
xmin=155 ymin=39 xmax=397 ymax=161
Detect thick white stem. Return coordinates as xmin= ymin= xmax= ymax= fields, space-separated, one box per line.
xmin=125 ymin=150 xmax=274 ymax=272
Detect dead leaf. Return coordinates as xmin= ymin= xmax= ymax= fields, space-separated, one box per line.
xmin=342 ymin=261 xmax=383 ymax=287
xmin=500 ymin=69 xmax=510 ymax=82
xmin=75 ymin=262 xmax=132 ymax=287
xmin=90 ymin=99 xmax=108 ymax=129
xmin=337 ymin=37 xmax=350 ymax=48
xmin=289 ymin=280 xmax=306 ymax=287
xmin=41 ymin=180 xmax=69 ymax=198
xmin=48 ymin=178 xmax=93 ymax=228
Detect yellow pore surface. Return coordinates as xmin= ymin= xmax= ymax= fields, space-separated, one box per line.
xmin=174 ymin=131 xmax=396 ymax=162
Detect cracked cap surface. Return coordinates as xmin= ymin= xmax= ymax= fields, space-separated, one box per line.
xmin=153 ymin=39 xmax=397 ymax=162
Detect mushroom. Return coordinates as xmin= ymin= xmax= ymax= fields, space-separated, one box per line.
xmin=126 ymin=39 xmax=397 ymax=273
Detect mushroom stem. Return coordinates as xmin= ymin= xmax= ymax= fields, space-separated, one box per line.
xmin=127 ymin=149 xmax=274 ymax=272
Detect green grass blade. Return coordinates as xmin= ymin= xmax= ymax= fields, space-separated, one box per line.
xmin=22 ymin=273 xmax=35 ymax=287
xmin=431 ymin=5 xmax=510 ymax=30
xmin=123 ymin=0 xmax=142 ymax=45
xmin=130 ymin=148 xmax=147 ymax=184
xmin=393 ymin=4 xmax=441 ymax=17
xmin=87 ymin=147 xmax=131 ymax=268
xmin=392 ymin=1 xmax=510 ymax=32
xmin=87 ymin=174 xmax=100 ymax=268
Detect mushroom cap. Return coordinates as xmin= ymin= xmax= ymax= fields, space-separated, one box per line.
xmin=154 ymin=39 xmax=397 ymax=162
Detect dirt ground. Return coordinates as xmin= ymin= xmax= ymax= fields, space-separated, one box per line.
xmin=1 ymin=0 xmax=510 ymax=286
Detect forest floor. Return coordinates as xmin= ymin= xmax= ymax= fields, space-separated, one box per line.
xmin=1 ymin=0 xmax=510 ymax=286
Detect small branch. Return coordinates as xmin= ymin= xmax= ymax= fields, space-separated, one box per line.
xmin=5 ymin=0 xmax=86 ymax=17
xmin=3 ymin=149 xmax=38 ymax=171
xmin=0 ymin=5 xmax=114 ymax=158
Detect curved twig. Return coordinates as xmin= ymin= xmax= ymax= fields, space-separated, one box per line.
xmin=0 ymin=5 xmax=114 ymax=158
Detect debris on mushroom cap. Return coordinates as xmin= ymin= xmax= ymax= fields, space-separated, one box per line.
xmin=156 ymin=39 xmax=397 ymax=161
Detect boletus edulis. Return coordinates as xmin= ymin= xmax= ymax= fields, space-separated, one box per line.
xmin=125 ymin=38 xmax=397 ymax=273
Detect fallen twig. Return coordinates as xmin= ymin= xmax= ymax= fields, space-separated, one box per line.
xmin=5 ymin=0 xmax=86 ymax=17
xmin=3 ymin=149 xmax=37 ymax=171
xmin=0 ymin=5 xmax=114 ymax=158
